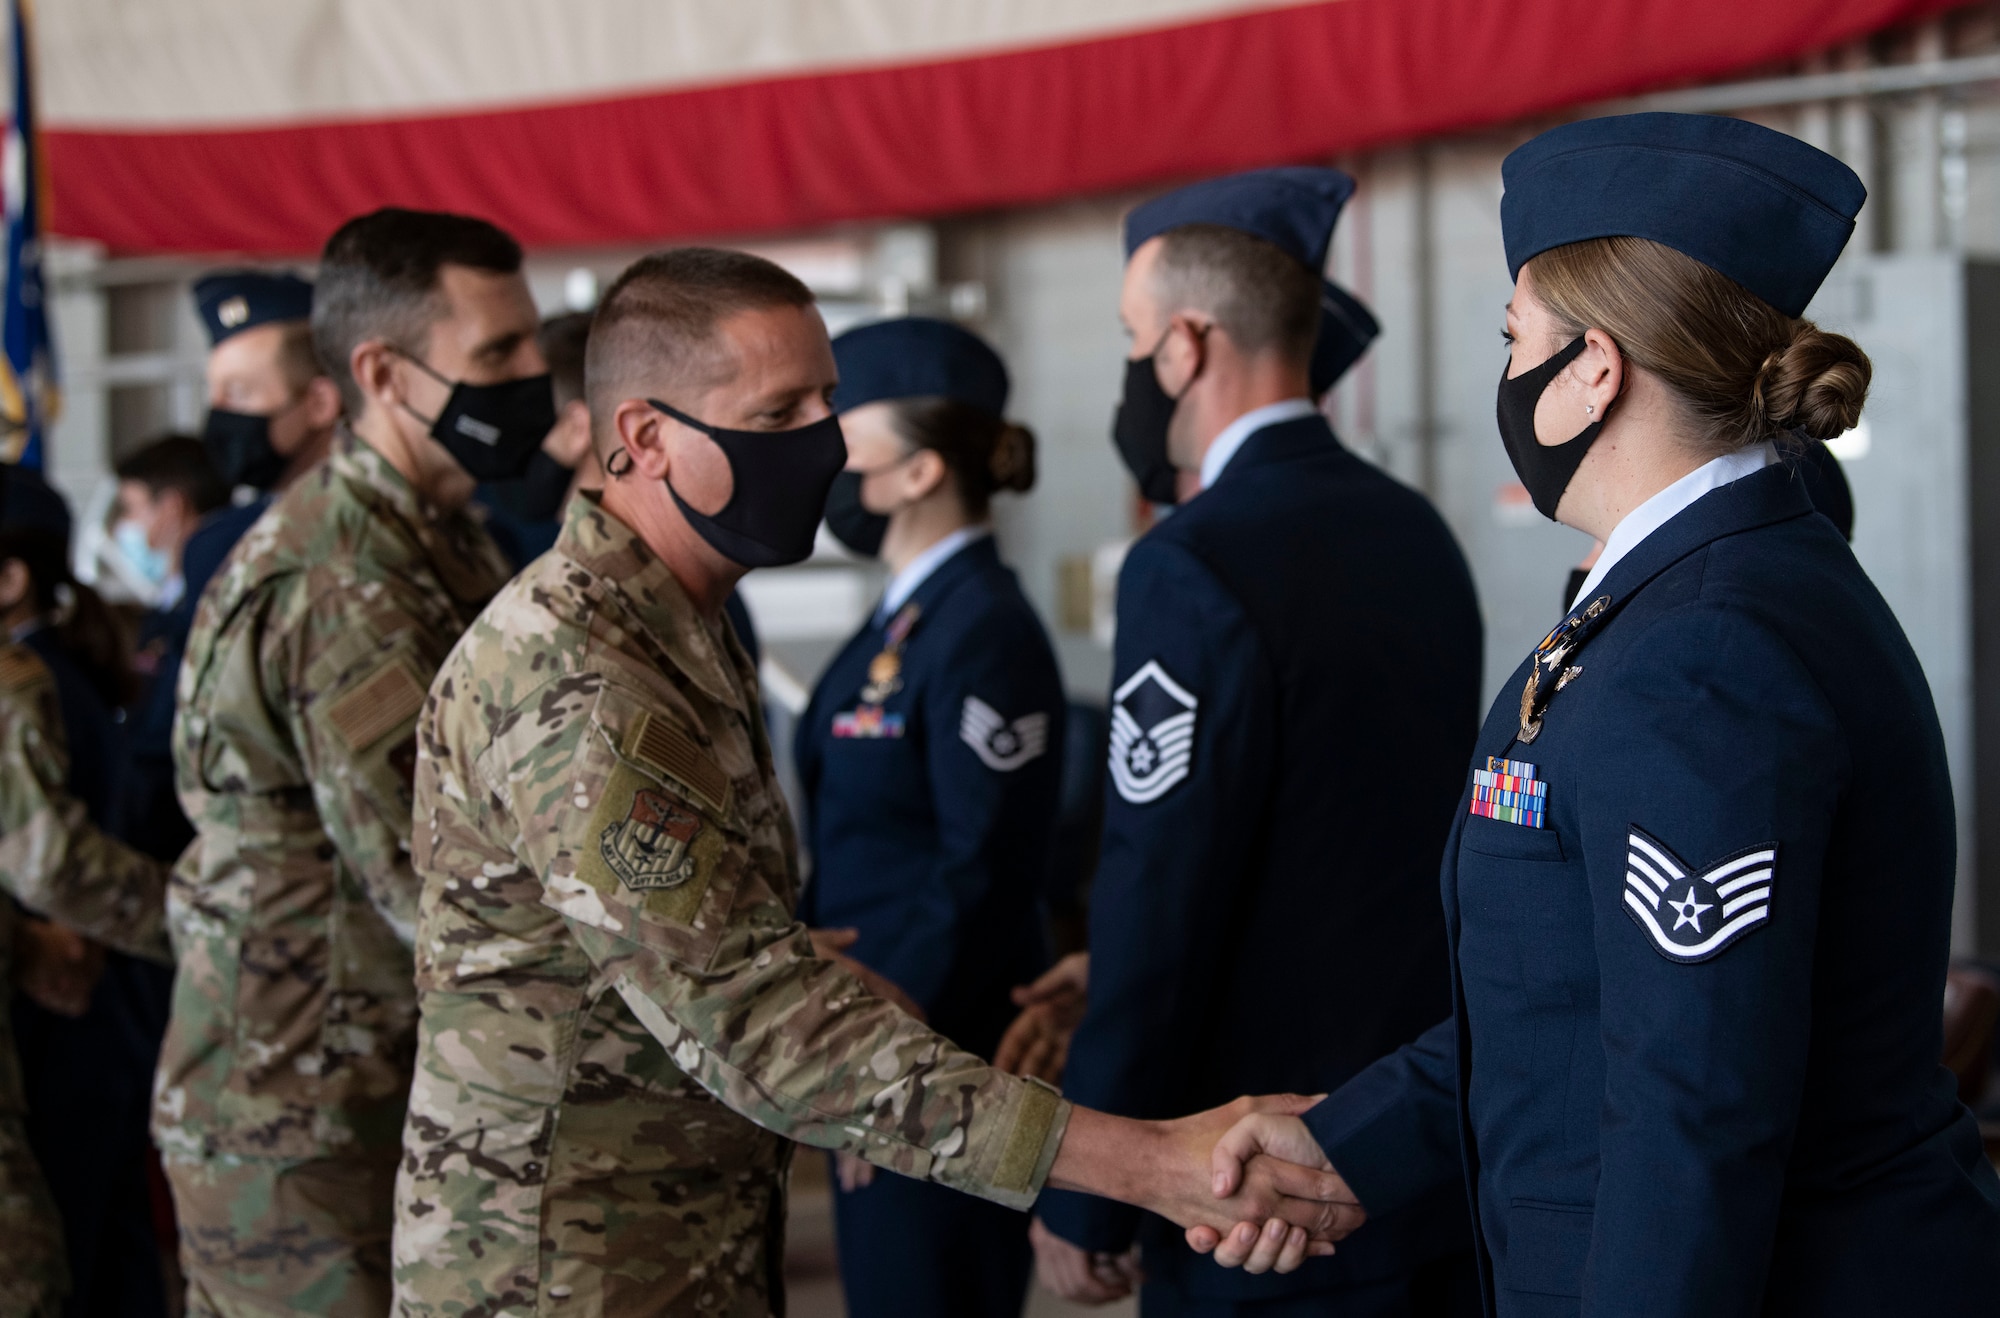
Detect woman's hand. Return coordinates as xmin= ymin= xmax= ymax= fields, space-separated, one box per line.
xmin=995 ymin=952 xmax=1089 ymax=1081
xmin=808 ymin=926 xmax=927 ymax=1023
xmin=1184 ymin=1111 xmax=1367 ymax=1274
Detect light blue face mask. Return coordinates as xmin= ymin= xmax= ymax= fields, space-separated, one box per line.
xmin=114 ymin=520 xmax=171 ymax=589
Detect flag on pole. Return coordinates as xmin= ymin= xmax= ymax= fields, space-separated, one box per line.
xmin=1 ymin=0 xmax=56 ymax=467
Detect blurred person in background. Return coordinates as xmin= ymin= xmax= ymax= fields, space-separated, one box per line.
xmin=797 ymin=317 xmax=1064 ymax=1318
xmin=113 ymin=435 xmax=227 ymax=860
xmin=0 ymin=464 xmax=174 ymax=1318
xmin=1022 ymin=168 xmax=1484 ymax=1315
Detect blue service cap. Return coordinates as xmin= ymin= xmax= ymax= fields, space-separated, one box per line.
xmin=0 ymin=464 xmax=72 ymax=542
xmin=193 ymin=270 xmax=314 ymax=347
xmin=831 ymin=317 xmax=1010 ymax=416
xmin=1501 ymin=113 xmax=1865 ymax=318
xmin=1123 ymin=166 xmax=1378 ymax=394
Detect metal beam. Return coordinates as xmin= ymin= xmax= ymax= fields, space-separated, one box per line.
xmin=1615 ymin=54 xmax=2000 ymax=114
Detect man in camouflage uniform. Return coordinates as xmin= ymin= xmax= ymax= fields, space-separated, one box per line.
xmin=0 ymin=467 xmax=174 ymax=1315
xmin=161 ymin=208 xmax=554 ymax=1316
xmin=396 ymin=249 xmax=1362 ymax=1317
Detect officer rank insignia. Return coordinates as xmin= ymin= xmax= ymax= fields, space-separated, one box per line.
xmin=1110 ymin=660 xmax=1197 ymax=804
xmin=1622 ymin=827 xmax=1778 ymax=963
xmin=960 ymin=696 xmax=1049 ymax=772
xmin=600 ymin=787 xmax=703 ymax=891
xmin=1470 ymin=757 xmax=1545 ymax=828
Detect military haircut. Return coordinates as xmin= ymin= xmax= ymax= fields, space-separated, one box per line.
xmin=1151 ymin=222 xmax=1320 ymax=365
xmin=312 ymin=207 xmax=524 ymax=417
xmin=538 ymin=311 xmax=593 ymax=409
xmin=113 ymin=433 xmax=229 ymax=517
xmin=585 ymin=248 xmax=815 ymax=452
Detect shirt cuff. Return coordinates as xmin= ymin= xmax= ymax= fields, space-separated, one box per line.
xmin=934 ymin=1074 xmax=1072 ymax=1213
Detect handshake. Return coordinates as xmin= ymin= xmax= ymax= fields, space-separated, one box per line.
xmin=1002 ymin=954 xmax=1367 ymax=1302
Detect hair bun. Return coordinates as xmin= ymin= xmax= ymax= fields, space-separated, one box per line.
xmin=1752 ymin=321 xmax=1871 ymax=441
xmin=989 ymin=422 xmax=1037 ymax=494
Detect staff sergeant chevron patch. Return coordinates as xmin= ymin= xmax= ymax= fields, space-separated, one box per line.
xmin=959 ymin=696 xmax=1049 ymax=772
xmin=1622 ymin=827 xmax=1778 ymax=963
xmin=1109 ymin=659 xmax=1197 ymax=805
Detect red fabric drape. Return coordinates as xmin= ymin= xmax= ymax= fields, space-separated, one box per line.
xmin=45 ymin=0 xmax=1964 ymax=254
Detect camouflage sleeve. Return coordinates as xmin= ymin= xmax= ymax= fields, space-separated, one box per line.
xmin=0 ymin=674 xmax=170 ymax=963
xmin=490 ymin=678 xmax=1070 ymax=1212
xmin=276 ymin=573 xmax=443 ymax=944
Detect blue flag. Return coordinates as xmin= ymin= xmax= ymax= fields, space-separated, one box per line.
xmin=1 ymin=0 xmax=56 ymax=468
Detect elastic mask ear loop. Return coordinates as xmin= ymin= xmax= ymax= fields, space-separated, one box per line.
xmin=1153 ymin=321 xmax=1210 ymax=405
xmin=386 ymin=345 xmax=452 ymax=431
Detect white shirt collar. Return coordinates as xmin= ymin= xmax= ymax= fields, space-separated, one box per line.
xmin=1569 ymin=441 xmax=1778 ymax=610
xmin=879 ymin=525 xmax=989 ymax=622
xmin=1199 ymin=397 xmax=1319 ymax=490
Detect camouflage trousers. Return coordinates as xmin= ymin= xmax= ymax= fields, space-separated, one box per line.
xmin=164 ymin=1148 xmax=397 ymax=1317
xmin=0 ymin=1114 xmax=66 ymax=1316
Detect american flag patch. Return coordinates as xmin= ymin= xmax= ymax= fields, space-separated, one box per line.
xmin=1470 ymin=756 xmax=1546 ymax=828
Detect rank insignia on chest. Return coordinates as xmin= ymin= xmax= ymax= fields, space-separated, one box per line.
xmin=1470 ymin=756 xmax=1547 ymax=828
xmin=1109 ymin=659 xmax=1198 ymax=805
xmin=1623 ymin=828 xmax=1778 ymax=963
xmin=832 ymin=705 xmax=905 ymax=739
xmin=599 ymin=788 xmax=702 ymax=891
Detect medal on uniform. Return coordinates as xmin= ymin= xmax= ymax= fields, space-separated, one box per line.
xmin=1518 ymin=594 xmax=1610 ymax=743
xmin=859 ymin=602 xmax=922 ymax=704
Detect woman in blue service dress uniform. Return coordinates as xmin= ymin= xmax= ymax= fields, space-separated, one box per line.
xmin=1190 ymin=113 xmax=2000 ymax=1316
xmin=797 ymin=316 xmax=1066 ymax=1318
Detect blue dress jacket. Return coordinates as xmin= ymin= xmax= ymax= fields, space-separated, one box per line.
xmin=1040 ymin=413 xmax=1484 ymax=1300
xmin=1306 ymin=461 xmax=2000 ymax=1316
xmin=796 ymin=535 xmax=1065 ymax=1059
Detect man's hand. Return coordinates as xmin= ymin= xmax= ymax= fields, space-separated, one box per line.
xmin=995 ymin=951 xmax=1089 ymax=1081
xmin=1185 ymin=1112 xmax=1366 ymax=1274
xmin=1029 ymin=1216 xmax=1140 ymax=1305
xmin=833 ymin=1150 xmax=876 ymax=1192
xmin=13 ymin=918 xmax=104 ymax=1018
xmin=809 ymin=927 xmax=927 ymax=1023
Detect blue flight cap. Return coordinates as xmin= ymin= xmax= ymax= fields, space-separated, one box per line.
xmin=193 ymin=270 xmax=315 ymax=347
xmin=1501 ymin=113 xmax=1865 ymax=318
xmin=1123 ymin=166 xmax=1378 ymax=394
xmin=0 ymin=464 xmax=72 ymax=543
xmin=831 ymin=317 xmax=1010 ymax=416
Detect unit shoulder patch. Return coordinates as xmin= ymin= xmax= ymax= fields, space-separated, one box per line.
xmin=959 ymin=696 xmax=1049 ymax=772
xmin=1621 ymin=827 xmax=1778 ymax=963
xmin=326 ymin=658 xmax=427 ymax=751
xmin=1109 ymin=659 xmax=1197 ymax=805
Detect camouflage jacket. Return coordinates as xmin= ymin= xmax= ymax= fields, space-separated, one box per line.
xmin=396 ymin=495 xmax=1067 ymax=1312
xmin=0 ymin=641 xmax=173 ymax=1114
xmin=161 ymin=432 xmax=512 ymax=1163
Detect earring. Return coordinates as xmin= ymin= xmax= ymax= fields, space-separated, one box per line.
xmin=1585 ymin=405 xmax=1594 ymax=414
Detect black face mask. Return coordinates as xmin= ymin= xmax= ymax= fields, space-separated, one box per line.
xmin=1111 ymin=344 xmax=1186 ymax=506
xmin=397 ymin=351 xmax=555 ymax=483
xmin=1496 ymin=335 xmax=1609 ymax=520
xmin=202 ymin=407 xmax=291 ymax=490
xmin=823 ymin=469 xmax=889 ymax=558
xmin=648 ymin=398 xmax=848 ymax=568
xmin=481 ymin=448 xmax=575 ymax=525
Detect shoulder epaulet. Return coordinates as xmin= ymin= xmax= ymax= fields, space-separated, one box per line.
xmin=0 ymin=644 xmax=50 ymax=694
